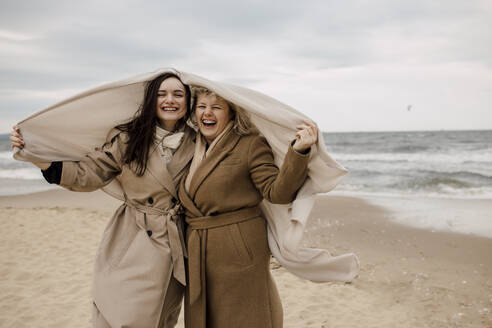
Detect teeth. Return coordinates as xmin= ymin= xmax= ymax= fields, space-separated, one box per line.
xmin=163 ymin=107 xmax=178 ymax=111
xmin=203 ymin=120 xmax=215 ymax=124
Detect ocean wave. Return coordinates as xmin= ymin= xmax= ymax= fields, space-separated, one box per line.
xmin=0 ymin=151 xmax=33 ymax=171
xmin=0 ymin=151 xmax=14 ymax=160
xmin=332 ymin=151 xmax=492 ymax=164
xmin=399 ymin=177 xmax=472 ymax=189
xmin=437 ymin=170 xmax=491 ymax=181
xmin=0 ymin=168 xmax=43 ymax=180
xmin=390 ymin=145 xmax=430 ymax=153
xmin=335 ymin=183 xmax=492 ymax=199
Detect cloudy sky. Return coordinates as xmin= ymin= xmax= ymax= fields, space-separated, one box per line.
xmin=1 ymin=0 xmax=491 ymax=133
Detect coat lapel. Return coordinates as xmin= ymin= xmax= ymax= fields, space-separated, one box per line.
xmin=178 ymin=177 xmax=203 ymax=217
xmin=146 ymin=145 xmax=178 ymax=198
xmin=189 ymin=129 xmax=241 ymax=199
xmin=167 ymin=127 xmax=195 ymax=184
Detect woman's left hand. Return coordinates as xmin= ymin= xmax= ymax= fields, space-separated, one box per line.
xmin=293 ymin=120 xmax=318 ymax=153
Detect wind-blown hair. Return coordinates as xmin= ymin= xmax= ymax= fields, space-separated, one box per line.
xmin=191 ymin=87 xmax=257 ymax=136
xmin=115 ymin=73 xmax=191 ymax=176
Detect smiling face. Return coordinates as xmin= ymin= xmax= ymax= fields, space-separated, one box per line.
xmin=155 ymin=77 xmax=187 ymax=131
xmin=195 ymin=94 xmax=232 ymax=143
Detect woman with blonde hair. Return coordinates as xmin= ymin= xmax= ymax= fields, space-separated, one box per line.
xmin=179 ymin=86 xmax=318 ymax=328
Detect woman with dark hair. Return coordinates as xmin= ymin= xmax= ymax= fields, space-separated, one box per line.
xmin=10 ymin=73 xmax=195 ymax=328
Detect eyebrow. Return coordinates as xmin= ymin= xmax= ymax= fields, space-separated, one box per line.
xmin=158 ymin=89 xmax=185 ymax=93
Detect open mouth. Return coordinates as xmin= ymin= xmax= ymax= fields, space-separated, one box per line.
xmin=201 ymin=119 xmax=216 ymax=127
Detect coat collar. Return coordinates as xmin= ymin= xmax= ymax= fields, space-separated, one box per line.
xmin=188 ymin=128 xmax=241 ymax=199
xmin=178 ymin=177 xmax=203 ymax=217
xmin=167 ymin=126 xmax=195 ymax=185
xmin=146 ymin=146 xmax=177 ymax=198
xmin=146 ymin=126 xmax=196 ymax=198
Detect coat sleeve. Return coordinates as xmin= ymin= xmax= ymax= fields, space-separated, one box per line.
xmin=59 ymin=129 xmax=125 ymax=192
xmin=248 ymin=136 xmax=310 ymax=204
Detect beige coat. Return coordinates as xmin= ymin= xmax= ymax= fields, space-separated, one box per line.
xmin=59 ymin=126 xmax=195 ymax=328
xmin=179 ymin=130 xmax=310 ymax=328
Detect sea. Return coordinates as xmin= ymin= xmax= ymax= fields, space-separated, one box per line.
xmin=1 ymin=130 xmax=491 ymax=198
xmin=324 ymin=130 xmax=492 ymax=199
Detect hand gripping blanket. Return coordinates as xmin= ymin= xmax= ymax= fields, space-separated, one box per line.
xmin=13 ymin=68 xmax=360 ymax=282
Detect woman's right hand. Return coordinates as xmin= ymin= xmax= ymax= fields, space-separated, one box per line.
xmin=10 ymin=125 xmax=51 ymax=170
xmin=10 ymin=125 xmax=24 ymax=150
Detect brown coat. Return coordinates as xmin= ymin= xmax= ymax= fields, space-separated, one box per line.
xmin=178 ymin=130 xmax=310 ymax=328
xmin=60 ymin=126 xmax=195 ymax=328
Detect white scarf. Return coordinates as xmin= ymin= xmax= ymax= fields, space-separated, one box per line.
xmin=154 ymin=125 xmax=185 ymax=164
xmin=185 ymin=121 xmax=234 ymax=192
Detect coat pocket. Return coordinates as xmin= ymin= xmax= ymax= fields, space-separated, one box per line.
xmin=227 ymin=223 xmax=254 ymax=266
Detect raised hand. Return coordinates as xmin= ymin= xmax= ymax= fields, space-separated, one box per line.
xmin=10 ymin=125 xmax=24 ymax=150
xmin=293 ymin=120 xmax=318 ymax=153
xmin=10 ymin=125 xmax=50 ymax=170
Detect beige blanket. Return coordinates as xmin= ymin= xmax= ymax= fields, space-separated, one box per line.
xmin=13 ymin=68 xmax=359 ymax=282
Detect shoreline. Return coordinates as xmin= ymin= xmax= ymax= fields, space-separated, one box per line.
xmin=2 ymin=188 xmax=491 ymax=239
xmin=1 ymin=189 xmax=491 ymax=327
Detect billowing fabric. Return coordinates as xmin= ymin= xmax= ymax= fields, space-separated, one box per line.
xmin=13 ymin=68 xmax=360 ymax=282
xmin=52 ymin=126 xmax=194 ymax=327
xmin=179 ymin=131 xmax=308 ymax=328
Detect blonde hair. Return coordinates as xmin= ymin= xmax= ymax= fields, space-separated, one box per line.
xmin=191 ymin=87 xmax=258 ymax=136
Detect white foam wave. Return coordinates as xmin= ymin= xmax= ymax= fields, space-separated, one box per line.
xmin=0 ymin=168 xmax=43 ymax=180
xmin=333 ymin=184 xmax=492 ymax=200
xmin=0 ymin=151 xmax=14 ymax=160
xmin=357 ymin=194 xmax=492 ymax=239
xmin=333 ymin=151 xmax=492 ymax=164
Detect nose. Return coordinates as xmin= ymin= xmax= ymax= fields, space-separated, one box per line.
xmin=163 ymin=94 xmax=175 ymax=104
xmin=202 ymin=106 xmax=213 ymax=115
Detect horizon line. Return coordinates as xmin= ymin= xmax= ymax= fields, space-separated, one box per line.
xmin=1 ymin=127 xmax=492 ymax=137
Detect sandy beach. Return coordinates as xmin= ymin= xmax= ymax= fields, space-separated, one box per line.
xmin=1 ymin=189 xmax=491 ymax=328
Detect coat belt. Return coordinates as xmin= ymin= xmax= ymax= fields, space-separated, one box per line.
xmin=125 ymin=200 xmax=187 ymax=286
xmin=185 ymin=206 xmax=262 ymax=304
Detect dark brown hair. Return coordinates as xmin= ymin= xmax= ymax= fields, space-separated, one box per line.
xmin=115 ymin=73 xmax=191 ymax=176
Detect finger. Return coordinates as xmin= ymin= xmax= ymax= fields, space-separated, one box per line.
xmin=305 ymin=122 xmax=318 ymax=136
xmin=10 ymin=134 xmax=24 ymax=143
xmin=304 ymin=121 xmax=317 ymax=131
xmin=309 ymin=127 xmax=317 ymax=137
xmin=308 ymin=123 xmax=318 ymax=135
xmin=303 ymin=120 xmax=316 ymax=128
xmin=13 ymin=125 xmax=20 ymax=132
xmin=296 ymin=124 xmax=310 ymax=131
xmin=301 ymin=126 xmax=313 ymax=138
xmin=10 ymin=132 xmax=22 ymax=139
xmin=298 ymin=128 xmax=315 ymax=141
xmin=11 ymin=141 xmax=24 ymax=149
xmin=10 ymin=139 xmax=24 ymax=151
xmin=296 ymin=128 xmax=308 ymax=137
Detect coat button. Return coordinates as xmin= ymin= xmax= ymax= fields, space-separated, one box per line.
xmin=147 ymin=230 xmax=152 ymax=237
xmin=148 ymin=197 xmax=154 ymax=204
